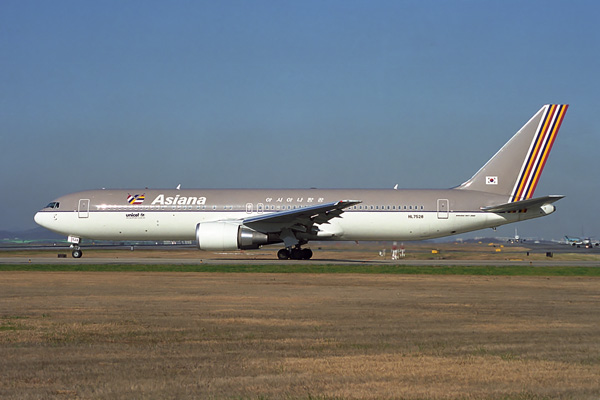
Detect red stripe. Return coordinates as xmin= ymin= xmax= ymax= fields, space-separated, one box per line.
xmin=514 ymin=106 xmax=555 ymax=201
xmin=526 ymin=105 xmax=568 ymax=198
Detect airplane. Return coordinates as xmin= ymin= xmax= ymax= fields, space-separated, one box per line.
xmin=35 ymin=104 xmax=568 ymax=260
xmin=564 ymin=236 xmax=599 ymax=248
xmin=507 ymin=228 xmax=521 ymax=243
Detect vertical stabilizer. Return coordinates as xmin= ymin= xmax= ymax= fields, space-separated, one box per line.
xmin=457 ymin=104 xmax=568 ymax=201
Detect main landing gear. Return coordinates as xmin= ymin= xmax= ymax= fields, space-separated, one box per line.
xmin=277 ymin=246 xmax=313 ymax=260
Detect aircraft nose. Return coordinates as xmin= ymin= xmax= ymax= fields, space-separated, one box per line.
xmin=34 ymin=211 xmax=50 ymax=228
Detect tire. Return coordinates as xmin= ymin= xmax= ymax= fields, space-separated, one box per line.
xmin=290 ymin=248 xmax=303 ymax=260
xmin=72 ymin=249 xmax=83 ymax=258
xmin=277 ymin=249 xmax=290 ymax=260
xmin=301 ymin=248 xmax=313 ymax=260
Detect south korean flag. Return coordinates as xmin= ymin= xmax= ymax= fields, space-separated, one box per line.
xmin=486 ymin=176 xmax=498 ymax=185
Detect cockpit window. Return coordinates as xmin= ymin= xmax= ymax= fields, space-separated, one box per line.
xmin=45 ymin=202 xmax=60 ymax=209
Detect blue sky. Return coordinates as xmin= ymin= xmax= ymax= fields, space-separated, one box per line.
xmin=1 ymin=1 xmax=599 ymax=239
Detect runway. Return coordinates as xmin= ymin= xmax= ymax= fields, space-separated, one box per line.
xmin=2 ymin=241 xmax=600 ymax=267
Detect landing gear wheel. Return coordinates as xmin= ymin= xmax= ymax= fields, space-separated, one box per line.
xmin=277 ymin=249 xmax=290 ymax=260
xmin=290 ymin=248 xmax=303 ymax=260
xmin=278 ymin=246 xmax=312 ymax=260
xmin=72 ymin=249 xmax=83 ymax=258
xmin=301 ymin=248 xmax=313 ymax=260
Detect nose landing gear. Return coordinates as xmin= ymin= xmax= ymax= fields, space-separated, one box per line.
xmin=71 ymin=247 xmax=83 ymax=258
xmin=68 ymin=236 xmax=83 ymax=258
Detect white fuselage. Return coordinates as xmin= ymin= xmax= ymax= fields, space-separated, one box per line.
xmin=34 ymin=188 xmax=536 ymax=244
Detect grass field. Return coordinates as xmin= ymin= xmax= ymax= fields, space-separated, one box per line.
xmin=1 ymin=263 xmax=600 ymax=276
xmin=1 ymin=271 xmax=599 ymax=399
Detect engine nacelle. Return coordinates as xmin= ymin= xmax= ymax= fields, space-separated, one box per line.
xmin=196 ymin=222 xmax=268 ymax=251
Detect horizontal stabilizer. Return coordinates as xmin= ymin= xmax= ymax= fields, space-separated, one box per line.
xmin=481 ymin=195 xmax=564 ymax=213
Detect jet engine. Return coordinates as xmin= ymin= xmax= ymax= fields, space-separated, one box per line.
xmin=196 ymin=222 xmax=269 ymax=251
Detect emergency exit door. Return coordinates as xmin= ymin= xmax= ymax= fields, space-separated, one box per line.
xmin=437 ymin=199 xmax=449 ymax=219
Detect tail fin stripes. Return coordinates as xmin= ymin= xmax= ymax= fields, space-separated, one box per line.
xmin=456 ymin=104 xmax=568 ymax=200
xmin=510 ymin=104 xmax=568 ymax=202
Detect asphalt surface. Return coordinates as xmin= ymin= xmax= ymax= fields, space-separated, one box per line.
xmin=2 ymin=241 xmax=599 ymax=267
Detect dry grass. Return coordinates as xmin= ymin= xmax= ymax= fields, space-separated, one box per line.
xmin=1 ymin=272 xmax=599 ymax=399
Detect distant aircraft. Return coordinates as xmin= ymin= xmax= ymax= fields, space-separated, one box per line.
xmin=564 ymin=236 xmax=599 ymax=248
xmin=35 ymin=105 xmax=568 ymax=259
xmin=507 ymin=228 xmax=521 ymax=243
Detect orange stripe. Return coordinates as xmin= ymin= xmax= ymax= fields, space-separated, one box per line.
xmin=517 ymin=105 xmax=553 ymax=200
xmin=514 ymin=105 xmax=556 ymax=201
xmin=526 ymin=105 xmax=568 ymax=198
xmin=527 ymin=105 xmax=567 ymax=198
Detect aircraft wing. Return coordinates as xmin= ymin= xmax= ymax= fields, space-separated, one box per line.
xmin=481 ymin=195 xmax=564 ymax=213
xmin=243 ymin=200 xmax=361 ymax=232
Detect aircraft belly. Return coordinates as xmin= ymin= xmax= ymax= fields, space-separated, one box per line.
xmin=336 ymin=212 xmax=511 ymax=241
xmin=337 ymin=212 xmax=432 ymax=241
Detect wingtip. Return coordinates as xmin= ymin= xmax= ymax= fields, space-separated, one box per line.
xmin=338 ymin=199 xmax=362 ymax=205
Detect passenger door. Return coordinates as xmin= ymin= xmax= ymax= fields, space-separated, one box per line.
xmin=78 ymin=199 xmax=90 ymax=218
